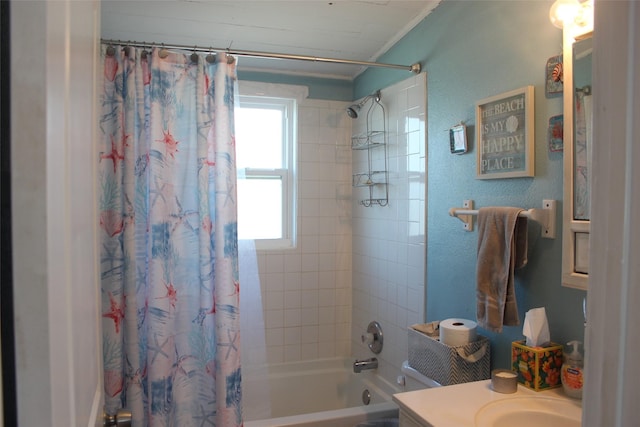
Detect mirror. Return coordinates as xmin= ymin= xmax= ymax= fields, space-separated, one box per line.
xmin=562 ymin=31 xmax=592 ymax=290
xmin=573 ymin=37 xmax=592 ymax=222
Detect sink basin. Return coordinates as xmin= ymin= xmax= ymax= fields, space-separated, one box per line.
xmin=475 ymin=396 xmax=581 ymax=427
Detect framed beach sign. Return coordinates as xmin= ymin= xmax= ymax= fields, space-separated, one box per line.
xmin=476 ymin=86 xmax=535 ymax=179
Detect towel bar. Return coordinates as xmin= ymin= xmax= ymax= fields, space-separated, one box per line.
xmin=449 ymin=199 xmax=556 ymax=239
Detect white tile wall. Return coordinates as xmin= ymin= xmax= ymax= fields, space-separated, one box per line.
xmin=351 ymin=74 xmax=427 ymax=386
xmin=253 ymin=75 xmax=426 ymax=374
xmin=257 ymin=98 xmax=353 ymax=364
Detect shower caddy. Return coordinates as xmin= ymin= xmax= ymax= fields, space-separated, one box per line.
xmin=351 ymin=91 xmax=389 ymax=207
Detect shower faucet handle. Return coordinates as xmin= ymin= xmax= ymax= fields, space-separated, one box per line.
xmin=361 ymin=332 xmax=375 ymax=345
xmin=363 ymin=321 xmax=383 ymax=354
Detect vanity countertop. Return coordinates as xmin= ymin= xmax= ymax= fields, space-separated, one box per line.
xmin=393 ymin=379 xmax=581 ymax=427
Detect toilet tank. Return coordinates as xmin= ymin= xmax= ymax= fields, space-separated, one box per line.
xmin=400 ymin=361 xmax=442 ymax=391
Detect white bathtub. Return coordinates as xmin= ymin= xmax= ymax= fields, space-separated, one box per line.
xmin=244 ymin=358 xmax=401 ymax=427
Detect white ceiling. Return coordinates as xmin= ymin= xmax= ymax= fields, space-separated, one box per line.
xmin=101 ymin=0 xmax=442 ymax=79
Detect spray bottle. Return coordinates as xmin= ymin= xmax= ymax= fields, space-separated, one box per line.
xmin=561 ymin=340 xmax=584 ymax=399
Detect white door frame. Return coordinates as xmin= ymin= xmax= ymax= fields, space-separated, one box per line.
xmin=10 ymin=1 xmax=103 ymax=426
xmin=583 ymin=1 xmax=640 ymax=425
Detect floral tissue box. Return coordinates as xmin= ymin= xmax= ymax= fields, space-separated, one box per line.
xmin=511 ymin=340 xmax=563 ymax=391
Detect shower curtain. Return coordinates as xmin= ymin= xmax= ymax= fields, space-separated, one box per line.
xmin=99 ymin=45 xmax=242 ymax=426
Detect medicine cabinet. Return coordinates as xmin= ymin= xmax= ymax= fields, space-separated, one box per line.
xmin=562 ymin=25 xmax=592 ymax=291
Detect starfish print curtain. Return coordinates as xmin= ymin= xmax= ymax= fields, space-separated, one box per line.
xmin=99 ymin=45 xmax=242 ymax=426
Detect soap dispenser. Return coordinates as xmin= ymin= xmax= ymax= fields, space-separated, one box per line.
xmin=561 ymin=340 xmax=584 ymax=399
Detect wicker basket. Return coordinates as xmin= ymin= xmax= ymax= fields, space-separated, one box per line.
xmin=407 ymin=327 xmax=490 ymax=386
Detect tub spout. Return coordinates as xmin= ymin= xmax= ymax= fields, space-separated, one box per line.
xmin=353 ymin=357 xmax=378 ymax=373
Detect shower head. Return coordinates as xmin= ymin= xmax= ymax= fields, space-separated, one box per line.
xmin=345 ymin=90 xmax=382 ymax=119
xmin=346 ymin=105 xmax=361 ymax=119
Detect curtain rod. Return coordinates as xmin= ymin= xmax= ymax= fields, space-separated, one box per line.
xmin=101 ymin=39 xmax=422 ymax=74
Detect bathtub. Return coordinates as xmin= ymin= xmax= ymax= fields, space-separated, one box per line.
xmin=244 ymin=358 xmax=401 ymax=427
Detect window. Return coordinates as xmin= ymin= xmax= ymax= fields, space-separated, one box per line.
xmin=235 ymin=95 xmax=296 ymax=249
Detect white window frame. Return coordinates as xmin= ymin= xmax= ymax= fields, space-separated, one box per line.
xmin=236 ymin=94 xmax=297 ymax=250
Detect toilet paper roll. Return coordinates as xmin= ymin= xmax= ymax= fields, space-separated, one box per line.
xmin=440 ymin=318 xmax=477 ymax=346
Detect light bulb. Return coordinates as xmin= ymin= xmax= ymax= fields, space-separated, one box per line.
xmin=549 ymin=0 xmax=581 ymax=29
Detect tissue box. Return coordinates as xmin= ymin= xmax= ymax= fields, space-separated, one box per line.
xmin=408 ymin=327 xmax=490 ymax=386
xmin=511 ymin=340 xmax=563 ymax=391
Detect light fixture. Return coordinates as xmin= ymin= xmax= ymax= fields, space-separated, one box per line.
xmin=549 ymin=0 xmax=593 ymax=30
xmin=549 ymin=0 xmax=580 ymax=28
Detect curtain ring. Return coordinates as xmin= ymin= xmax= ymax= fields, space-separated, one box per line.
xmin=106 ymin=45 xmax=116 ymax=57
xmin=190 ymin=47 xmax=199 ymax=64
xmin=158 ymin=43 xmax=169 ymax=59
xmin=226 ymin=49 xmax=235 ymax=64
xmin=206 ymin=48 xmax=216 ymax=64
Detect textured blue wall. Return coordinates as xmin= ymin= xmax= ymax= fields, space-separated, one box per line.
xmin=355 ymin=0 xmax=587 ymax=369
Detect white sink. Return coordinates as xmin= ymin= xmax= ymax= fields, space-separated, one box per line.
xmin=475 ymin=396 xmax=581 ymax=427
